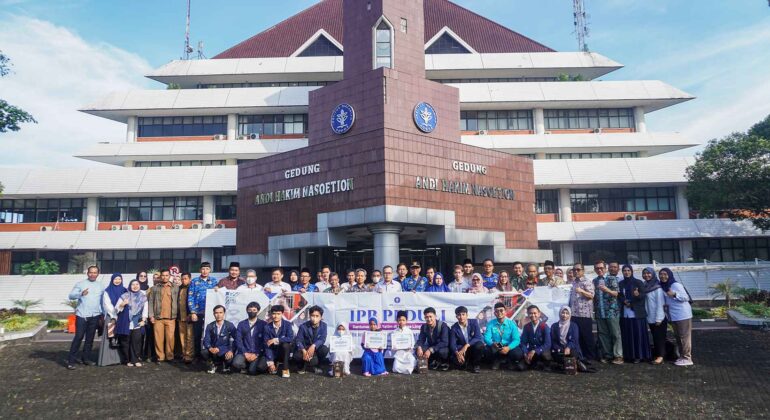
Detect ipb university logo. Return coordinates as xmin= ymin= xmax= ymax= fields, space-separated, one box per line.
xmin=330 ymin=103 xmax=355 ymax=134
xmin=413 ymin=102 xmax=437 ymax=133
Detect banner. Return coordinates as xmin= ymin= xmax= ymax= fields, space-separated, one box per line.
xmin=204 ymin=286 xmax=571 ymax=358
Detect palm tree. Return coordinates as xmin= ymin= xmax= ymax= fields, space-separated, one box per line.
xmin=709 ymin=279 xmax=738 ymax=309
xmin=12 ymin=299 xmax=43 ymax=312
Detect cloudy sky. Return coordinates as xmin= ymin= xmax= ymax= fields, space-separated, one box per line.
xmin=1 ymin=0 xmax=769 ymax=168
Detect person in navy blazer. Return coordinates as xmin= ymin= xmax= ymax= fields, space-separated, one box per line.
xmin=232 ymin=301 xmax=268 ymax=375
xmin=293 ymin=305 xmax=330 ymax=374
xmin=551 ymin=306 xmax=589 ymax=372
xmin=263 ymin=304 xmax=295 ymax=377
xmin=416 ymin=307 xmax=450 ymax=371
xmin=449 ymin=306 xmax=485 ymax=373
xmin=202 ymin=305 xmax=237 ymax=374
xmin=520 ymin=305 xmax=553 ymax=370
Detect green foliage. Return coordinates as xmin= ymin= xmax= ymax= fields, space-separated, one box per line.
xmin=739 ymin=289 xmax=770 ymax=305
xmin=0 ymin=308 xmax=26 ymax=320
xmin=68 ymin=254 xmax=96 ymax=274
xmin=11 ymin=299 xmax=42 ymax=312
xmin=709 ymin=306 xmax=728 ymax=319
xmin=0 ymin=51 xmax=9 ymax=77
xmin=708 ymin=279 xmax=739 ymax=308
xmin=20 ymin=259 xmax=61 ymax=275
xmin=0 ymin=314 xmax=41 ymax=332
xmin=0 ymin=51 xmax=37 ymax=133
xmin=62 ymin=299 xmax=79 ymax=311
xmin=557 ymin=73 xmax=586 ymax=82
xmin=737 ymin=302 xmax=770 ymax=318
xmin=46 ymin=319 xmax=67 ymax=330
xmin=748 ymin=114 xmax=770 ymax=141
xmin=691 ymin=307 xmax=710 ymax=319
xmin=166 ymin=83 xmax=181 ymax=89
xmin=686 ymin=130 xmax=770 ymax=232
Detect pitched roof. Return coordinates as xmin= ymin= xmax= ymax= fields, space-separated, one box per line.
xmin=213 ymin=0 xmax=553 ymax=59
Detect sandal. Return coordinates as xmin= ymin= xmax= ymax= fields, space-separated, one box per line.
xmin=135 ymin=362 xmax=143 ymax=367
xmin=127 ymin=363 xmax=135 ymax=367
xmin=652 ymin=357 xmax=663 ymax=365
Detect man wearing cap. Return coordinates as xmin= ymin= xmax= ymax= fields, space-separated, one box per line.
xmin=402 ymin=261 xmax=428 ymax=292
xmin=233 ymin=302 xmax=268 ymax=375
xmin=188 ymin=262 xmax=218 ymax=359
xmin=449 ymin=306 xmax=484 ymax=373
xmin=217 ymin=262 xmax=246 ymax=290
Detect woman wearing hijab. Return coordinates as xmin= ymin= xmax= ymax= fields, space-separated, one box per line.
xmin=329 ymin=322 xmax=353 ymax=376
xmin=288 ymin=270 xmax=300 ymax=287
xmin=136 ymin=271 xmax=150 ymax=291
xmin=659 ymin=268 xmax=693 ymax=366
xmin=642 ymin=267 xmax=666 ymax=365
xmin=495 ymin=271 xmax=514 ymax=292
xmin=425 ymin=273 xmax=450 ymax=293
xmin=618 ymin=264 xmax=650 ymax=363
xmin=99 ymin=273 xmax=127 ymax=366
xmin=467 ymin=273 xmax=489 ymax=294
xmin=361 ymin=317 xmax=388 ymax=376
xmin=116 ymin=279 xmax=148 ymax=367
xmin=550 ymin=306 xmax=588 ymax=372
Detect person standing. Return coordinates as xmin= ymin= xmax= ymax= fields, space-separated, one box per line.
xmin=494 ymin=271 xmax=514 ymax=292
xmin=542 ymin=260 xmax=565 ymax=287
xmin=467 ymin=273 xmax=488 ymax=294
xmin=375 ymin=266 xmax=402 ymax=293
xmin=263 ymin=268 xmax=292 ymax=295
xmin=322 ymin=272 xmax=344 ymax=295
xmin=347 ymin=268 xmax=370 ymax=293
xmin=237 ymin=269 xmax=263 ymax=292
xmin=619 ymin=264 xmax=650 ymax=363
xmin=480 ymin=259 xmax=499 ymax=289
xmin=233 ymin=302 xmax=268 ymax=375
xmin=461 ymin=259 xmax=475 ymax=284
xmin=188 ymin=262 xmax=218 ymax=360
xmin=448 ymin=265 xmax=470 ymax=293
xmin=148 ymin=268 xmax=180 ymax=364
xmin=402 ymin=262 xmax=428 ymax=292
xmin=217 ymin=262 xmax=245 ymax=290
xmin=450 ymin=306 xmax=485 ymax=373
xmin=177 ymin=272 xmax=194 ymax=364
xmin=642 ymin=267 xmax=666 ymax=365
xmin=136 ymin=271 xmax=150 ymax=291
xmin=315 ymin=265 xmax=332 ymax=292
xmin=202 ymin=305 xmax=237 ymax=374
xmin=511 ymin=262 xmax=527 ymax=291
xmin=659 ymin=268 xmax=694 ymax=367
xmin=396 ymin=263 xmax=409 ymax=284
xmin=98 ymin=273 xmax=127 ymax=366
xmin=293 ymin=268 xmax=319 ymax=293
xmin=568 ymin=263 xmax=596 ymax=361
xmin=67 ymin=266 xmax=105 ymax=370
xmin=340 ymin=270 xmax=356 ymax=292
xmin=116 ymin=279 xmax=148 ymax=367
xmin=524 ymin=264 xmax=540 ymax=290
xmin=593 ymin=261 xmax=623 ymax=364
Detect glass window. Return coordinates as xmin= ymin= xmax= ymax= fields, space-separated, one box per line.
xmin=215 ymin=196 xmax=237 ymax=220
xmin=570 ymin=187 xmax=676 ymax=213
xmin=297 ymin=35 xmax=343 ymax=57
xmin=544 ymin=108 xmax=635 ymax=130
xmin=375 ymin=21 xmax=392 ymax=69
xmin=138 ymin=116 xmax=226 ymax=138
xmin=238 ymin=114 xmax=307 ymax=136
xmin=99 ymin=197 xmax=202 ymax=222
xmin=692 ymin=238 xmax=770 ymax=262
xmin=574 ymin=240 xmax=680 ymax=265
xmin=425 ymin=33 xmax=471 ymax=54
xmin=460 ymin=110 xmax=533 ymax=132
xmin=535 ymin=190 xmax=559 ymax=214
xmin=97 ymin=249 xmax=202 ymax=274
xmin=0 ymin=199 xmax=85 ymax=223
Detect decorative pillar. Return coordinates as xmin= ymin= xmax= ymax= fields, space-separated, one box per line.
xmin=227 ymin=114 xmax=238 ymax=140
xmin=676 ymin=186 xmax=690 ymax=220
xmin=203 ymin=195 xmax=215 ymax=226
xmin=533 ymin=108 xmax=545 ymax=134
xmin=634 ymin=107 xmax=646 ymax=133
xmin=85 ymin=197 xmax=98 ymax=231
xmin=368 ymin=224 xmax=403 ymax=271
xmin=126 ymin=116 xmax=137 ymax=143
xmin=559 ymin=188 xmax=572 ymax=222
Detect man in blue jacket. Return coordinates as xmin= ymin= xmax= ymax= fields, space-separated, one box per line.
xmin=202 ymin=305 xmax=237 ymax=374
xmin=449 ymin=306 xmax=484 ymax=373
xmin=232 ymin=301 xmax=268 ymax=375
xmin=264 ymin=304 xmax=295 ymax=378
xmin=293 ymin=305 xmax=329 ymax=374
xmin=520 ymin=305 xmax=553 ymax=370
xmin=66 ymin=265 xmax=105 ymax=370
xmin=416 ymin=307 xmax=449 ymax=371
xmin=483 ymin=302 xmax=525 ymax=371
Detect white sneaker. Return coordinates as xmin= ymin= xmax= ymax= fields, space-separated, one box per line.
xmin=207 ymin=365 xmax=217 ymax=374
xmin=674 ymin=359 xmax=693 ymax=366
xmin=281 ymin=369 xmax=290 ymax=378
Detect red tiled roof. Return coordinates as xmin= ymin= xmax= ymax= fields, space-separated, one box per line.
xmin=213 ymin=0 xmax=553 ymax=59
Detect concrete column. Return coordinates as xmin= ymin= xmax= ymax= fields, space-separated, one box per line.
xmin=559 ymin=188 xmax=572 ymax=222
xmin=634 ymin=107 xmax=646 ymax=133
xmin=533 ymin=108 xmax=545 ymax=134
xmin=201 ymin=248 xmax=214 ymax=265
xmin=560 ymin=242 xmax=575 ymax=265
xmin=85 ymin=197 xmax=98 ymax=231
xmin=225 ymin=158 xmax=237 ymax=165
xmin=227 ymin=114 xmax=238 ymax=140
xmin=535 ymin=152 xmax=546 ymax=160
xmin=678 ymin=240 xmax=693 ymax=263
xmin=368 ymin=224 xmax=403 ymax=271
xmin=123 ymin=160 xmax=134 ymax=168
xmin=675 ymin=186 xmax=690 ymax=220
xmin=126 ymin=116 xmax=137 ymax=143
xmin=203 ymin=195 xmax=215 ymax=226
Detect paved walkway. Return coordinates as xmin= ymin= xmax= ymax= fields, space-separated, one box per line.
xmin=1 ymin=329 xmax=768 ymax=419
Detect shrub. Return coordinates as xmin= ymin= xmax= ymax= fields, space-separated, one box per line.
xmin=0 ymin=308 xmax=26 ymax=319
xmin=46 ymin=319 xmax=67 ymax=330
xmin=737 ymin=302 xmax=770 ymax=318
xmin=741 ymin=289 xmax=770 ymax=305
xmin=692 ymin=308 xmax=711 ymax=319
xmin=0 ymin=314 xmax=41 ymax=332
xmin=11 ymin=299 xmax=42 ymax=312
xmin=708 ymin=279 xmax=739 ymax=308
xmin=20 ymin=258 xmax=60 ymax=275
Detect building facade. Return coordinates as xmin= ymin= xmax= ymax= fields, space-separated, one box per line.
xmin=0 ymin=0 xmax=768 ymax=276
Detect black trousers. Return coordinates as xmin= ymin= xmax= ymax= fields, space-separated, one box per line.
xmin=193 ymin=316 xmax=205 ymax=358
xmin=485 ymin=345 xmax=524 ymax=365
xmin=202 ymin=348 xmax=233 ymax=367
xmin=232 ymin=354 xmax=268 ymax=375
xmin=114 ymin=334 xmax=130 ymax=364
xmin=427 ymin=347 xmax=450 ymax=365
xmin=125 ymin=329 xmax=144 ymax=364
xmin=268 ymin=342 xmax=293 ymax=369
xmin=68 ymin=315 xmax=99 ymax=364
xmin=292 ymin=345 xmax=330 ymax=369
xmin=452 ymin=342 xmax=485 ymax=368
xmin=649 ymin=320 xmax=668 ymax=359
xmin=572 ymin=316 xmax=597 ymax=361
xmin=524 ymin=350 xmax=553 ymax=366
xmin=143 ymin=322 xmax=155 ymax=361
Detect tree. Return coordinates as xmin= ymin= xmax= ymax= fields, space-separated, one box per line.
xmin=708 ymin=279 xmax=738 ymax=309
xmin=686 ymin=126 xmax=770 ymax=232
xmin=11 ymin=299 xmax=42 ymax=312
xmin=20 ymin=259 xmax=61 ymax=275
xmin=0 ymin=51 xmax=37 ymax=133
xmin=748 ymin=114 xmax=770 ymax=141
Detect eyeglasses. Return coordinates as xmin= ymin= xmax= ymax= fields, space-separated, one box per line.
xmin=495 ymin=308 xmax=505 ymax=313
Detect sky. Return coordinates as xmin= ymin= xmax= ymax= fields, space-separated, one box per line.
xmin=0 ymin=0 xmax=769 ymax=168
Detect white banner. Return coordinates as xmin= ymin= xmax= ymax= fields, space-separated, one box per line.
xmin=204 ymin=286 xmax=571 ymax=358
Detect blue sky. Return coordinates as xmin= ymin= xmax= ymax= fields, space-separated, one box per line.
xmin=1 ymin=0 xmax=769 ymax=167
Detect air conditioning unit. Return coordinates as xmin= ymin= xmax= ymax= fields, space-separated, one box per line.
xmin=544 ymin=131 xmax=552 ymax=135
xmin=204 ymin=223 xmax=214 ymax=229
xmin=213 ymin=134 xmax=227 ymax=140
xmin=39 ymin=226 xmax=54 ymax=232
xmin=624 ymin=214 xmax=637 ymax=221
xmin=138 ymin=225 xmax=149 ymax=230
xmin=110 ymin=225 xmax=120 ymax=231
xmin=478 ymin=130 xmax=489 ymax=135
xmin=236 ymin=135 xmax=248 ymax=140
xmin=121 ymin=225 xmax=133 ymax=230
xmin=191 ymin=223 xmax=202 ymax=229
xmin=248 ymin=133 xmax=259 ymax=140
xmin=156 ymin=225 xmax=166 ymax=230
xmin=637 ymin=215 xmax=648 ymax=221
xmin=172 ymin=224 xmax=184 ymax=229
xmin=593 ymin=128 xmax=602 ymax=133
xmin=215 ymin=223 xmax=226 ymax=229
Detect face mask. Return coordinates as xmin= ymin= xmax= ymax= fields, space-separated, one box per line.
xmin=247 ymin=277 xmax=257 ymax=285
xmin=248 ymin=311 xmax=258 ymax=319
xmin=372 ymin=276 xmax=381 ymax=284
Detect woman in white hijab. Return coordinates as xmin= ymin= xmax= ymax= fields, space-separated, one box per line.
xmin=329 ymin=322 xmax=353 ymax=376
xmin=390 ymin=310 xmax=417 ymax=374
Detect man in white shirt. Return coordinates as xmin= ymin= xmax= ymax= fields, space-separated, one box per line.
xmin=448 ymin=265 xmax=470 ymax=293
xmin=263 ymin=268 xmax=292 ymax=295
xmin=237 ymin=270 xmax=263 ymax=292
xmin=461 ymin=259 xmax=475 ymax=284
xmin=375 ymin=265 xmax=402 ymax=293
xmin=340 ymin=269 xmax=356 ymax=292
xmin=315 ymin=265 xmax=332 ymax=292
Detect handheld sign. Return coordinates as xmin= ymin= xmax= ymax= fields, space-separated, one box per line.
xmin=364 ymin=331 xmax=387 ymax=349
xmin=390 ymin=332 xmax=414 ymax=351
xmin=330 ymin=334 xmax=354 ymax=353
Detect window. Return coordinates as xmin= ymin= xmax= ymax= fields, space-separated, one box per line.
xmin=375 ymin=20 xmax=392 ymax=69
xmin=546 ymin=152 xmax=639 ymax=160
xmin=238 ymin=114 xmax=307 ymax=136
xmin=536 ymin=190 xmax=559 ymax=214
xmin=138 ymin=116 xmax=227 ymax=137
xmin=98 ymin=197 xmax=202 ymax=222
xmin=426 ymin=33 xmax=471 ymax=54
xmin=134 ymin=160 xmax=226 ymax=167
xmin=436 ymin=77 xmax=559 ymax=83
xmin=0 ymin=199 xmax=85 ymax=223
xmin=693 ymin=238 xmax=770 ymax=262
xmin=460 ymin=110 xmax=533 ymax=131
xmin=570 ymin=187 xmax=676 ymax=213
xmin=297 ymin=35 xmax=343 ymax=57
xmin=544 ymin=108 xmax=635 ymax=130
xmin=574 ymin=240 xmax=680 ymax=265
xmin=97 ymin=249 xmax=202 ymax=274
xmin=400 ymin=18 xmax=408 ymax=33
xmin=197 ymin=81 xmax=331 ymax=89
xmin=215 ymin=196 xmax=237 ymax=220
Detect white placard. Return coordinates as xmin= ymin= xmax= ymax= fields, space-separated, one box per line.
xmin=364 ymin=331 xmax=387 ymax=349
xmin=330 ymin=335 xmax=354 ymax=353
xmin=390 ymin=331 xmax=414 ymax=350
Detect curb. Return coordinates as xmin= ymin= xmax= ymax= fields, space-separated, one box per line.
xmin=0 ymin=322 xmax=49 ymax=343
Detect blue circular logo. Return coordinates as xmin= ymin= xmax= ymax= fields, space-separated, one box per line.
xmin=394 ymin=297 xmax=401 ymax=304
xmin=330 ymin=103 xmax=355 ymax=135
xmin=414 ymin=102 xmax=437 ymax=133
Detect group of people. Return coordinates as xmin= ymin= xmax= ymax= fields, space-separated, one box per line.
xmin=66 ymin=257 xmax=694 ymax=375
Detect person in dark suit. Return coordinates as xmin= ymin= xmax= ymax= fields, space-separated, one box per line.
xmin=202 ymin=305 xmax=236 ymax=374
xmin=232 ymin=301 xmax=268 ymax=375
xmin=293 ymin=305 xmax=329 ymax=374
xmin=449 ymin=306 xmax=484 ymax=373
xmin=264 ymin=305 xmax=295 ymax=378
xmin=416 ymin=307 xmax=449 ymax=371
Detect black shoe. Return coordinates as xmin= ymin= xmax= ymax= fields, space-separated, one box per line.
xmin=577 ymin=360 xmax=589 ymax=372
xmin=66 ymin=364 xmax=76 ymax=370
xmin=491 ymin=359 xmax=501 ymax=370
xmin=439 ymin=363 xmax=449 ymax=372
xmin=428 ymin=360 xmax=439 ymax=370
xmin=516 ymin=362 xmax=527 ymax=372
xmin=472 ymin=365 xmax=481 ymax=374
xmin=82 ymin=360 xmax=96 ymax=366
xmin=314 ymin=367 xmax=323 ymax=375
